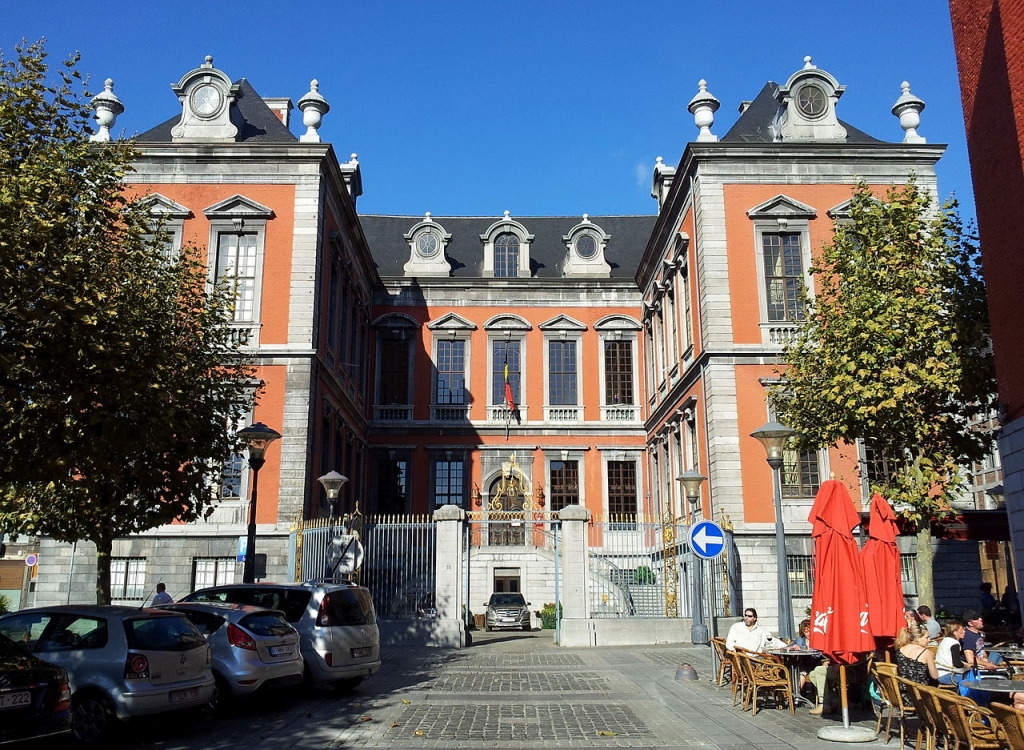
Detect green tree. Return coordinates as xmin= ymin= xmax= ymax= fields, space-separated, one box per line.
xmin=0 ymin=41 xmax=254 ymax=603
xmin=771 ymin=179 xmax=996 ymax=608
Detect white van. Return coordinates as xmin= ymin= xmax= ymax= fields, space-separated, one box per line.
xmin=181 ymin=581 xmax=380 ymax=691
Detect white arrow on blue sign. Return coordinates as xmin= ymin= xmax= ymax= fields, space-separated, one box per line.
xmin=688 ymin=520 xmax=726 ymax=560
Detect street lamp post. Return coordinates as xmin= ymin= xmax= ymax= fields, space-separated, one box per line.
xmin=238 ymin=422 xmax=282 ymax=584
xmin=678 ymin=470 xmax=708 ymax=644
xmin=751 ymin=420 xmax=797 ymax=641
xmin=318 ymin=471 xmax=349 ymax=580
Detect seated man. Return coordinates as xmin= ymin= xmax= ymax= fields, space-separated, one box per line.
xmin=725 ymin=608 xmax=779 ymax=653
xmin=961 ymin=609 xmax=1004 ymax=669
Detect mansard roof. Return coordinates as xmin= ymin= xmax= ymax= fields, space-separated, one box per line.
xmin=361 ymin=214 xmax=656 ymax=280
xmin=721 ymin=82 xmax=884 ymax=144
xmin=137 ymin=78 xmax=297 ymax=143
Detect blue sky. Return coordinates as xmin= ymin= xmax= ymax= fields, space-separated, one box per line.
xmin=3 ymin=1 xmax=974 ymax=223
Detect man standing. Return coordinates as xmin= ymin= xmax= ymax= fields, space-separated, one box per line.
xmin=918 ymin=605 xmax=942 ymax=640
xmin=725 ymin=608 xmax=775 ymax=652
xmin=962 ymin=609 xmax=1003 ymax=669
xmin=151 ymin=582 xmax=173 ymax=606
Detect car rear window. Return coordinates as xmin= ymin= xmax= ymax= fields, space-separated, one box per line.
xmin=173 ymin=609 xmax=226 ymax=636
xmin=189 ymin=589 xmax=312 ymax=623
xmin=240 ymin=612 xmax=296 ymax=637
xmin=125 ymin=615 xmax=207 ymax=651
xmin=325 ymin=588 xmax=375 ymax=626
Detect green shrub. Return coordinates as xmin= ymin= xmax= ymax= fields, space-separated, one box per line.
xmin=0 ymin=594 xmax=11 ymax=614
xmin=540 ymin=602 xmax=561 ymax=629
xmin=633 ymin=566 xmax=656 ymax=585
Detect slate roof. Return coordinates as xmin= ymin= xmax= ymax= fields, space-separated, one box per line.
xmin=721 ymin=82 xmax=885 ymax=144
xmin=136 ymin=79 xmax=297 ymax=143
xmin=360 ymin=215 xmax=657 ymax=280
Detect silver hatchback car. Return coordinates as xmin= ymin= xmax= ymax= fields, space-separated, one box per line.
xmin=0 ymin=605 xmax=213 ymax=744
xmin=158 ymin=602 xmax=302 ymax=707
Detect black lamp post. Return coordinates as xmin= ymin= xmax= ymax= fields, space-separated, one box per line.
xmin=318 ymin=471 xmax=349 ymax=522
xmin=751 ymin=420 xmax=797 ymax=640
xmin=239 ymin=422 xmax=282 ymax=584
xmin=678 ymin=470 xmax=708 ymax=644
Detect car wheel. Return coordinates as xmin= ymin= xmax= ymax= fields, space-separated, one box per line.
xmin=204 ymin=674 xmax=230 ymax=713
xmin=72 ymin=690 xmax=115 ymax=745
xmin=522 ymin=623 xmax=530 ymax=631
xmin=486 ymin=625 xmax=493 ymax=632
xmin=331 ymin=677 xmax=363 ymax=692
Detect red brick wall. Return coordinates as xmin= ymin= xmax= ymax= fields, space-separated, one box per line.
xmin=950 ymin=0 xmax=1024 ymax=420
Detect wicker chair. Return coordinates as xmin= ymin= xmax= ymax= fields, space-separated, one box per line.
xmin=897 ymin=676 xmax=945 ymax=750
xmin=873 ymin=664 xmax=916 ymax=746
xmin=917 ymin=684 xmax=958 ymax=750
xmin=711 ymin=637 xmax=734 ymax=688
xmin=990 ymin=702 xmax=1024 ymax=750
xmin=741 ymin=653 xmax=795 ymax=717
xmin=934 ymin=689 xmax=1004 ymax=750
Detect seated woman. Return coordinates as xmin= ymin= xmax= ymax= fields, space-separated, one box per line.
xmin=896 ymin=623 xmax=938 ymax=702
xmin=935 ymin=622 xmax=966 ymax=685
xmin=788 ymin=619 xmax=817 ymax=693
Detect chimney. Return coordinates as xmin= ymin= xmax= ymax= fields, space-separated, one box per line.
xmin=262 ymin=97 xmax=293 ymax=127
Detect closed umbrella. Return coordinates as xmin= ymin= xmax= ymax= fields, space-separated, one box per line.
xmin=807 ymin=479 xmax=874 ymax=735
xmin=861 ymin=493 xmax=905 ymax=649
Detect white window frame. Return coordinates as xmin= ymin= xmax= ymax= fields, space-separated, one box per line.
xmin=110 ymin=558 xmax=147 ymax=603
xmin=540 ymin=315 xmax=586 ymax=422
xmin=595 ymin=315 xmax=642 ymax=423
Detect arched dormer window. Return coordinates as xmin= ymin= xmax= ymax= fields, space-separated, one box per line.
xmin=480 ymin=212 xmax=533 ymax=278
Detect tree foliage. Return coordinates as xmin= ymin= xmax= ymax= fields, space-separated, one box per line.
xmin=0 ymin=41 xmax=255 ymax=603
xmin=770 ymin=180 xmax=996 ymax=605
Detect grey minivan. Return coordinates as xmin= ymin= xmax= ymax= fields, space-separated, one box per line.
xmin=181 ymin=581 xmax=380 ymax=691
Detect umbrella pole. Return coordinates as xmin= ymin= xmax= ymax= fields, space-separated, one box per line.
xmin=816 ymin=663 xmax=876 ymax=743
xmin=840 ymin=665 xmax=850 ymax=728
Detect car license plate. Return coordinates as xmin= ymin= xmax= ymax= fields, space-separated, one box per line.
xmin=351 ymin=647 xmax=372 ymax=658
xmin=501 ymin=617 xmax=515 ymax=622
xmin=0 ymin=691 xmax=31 ymax=709
xmin=168 ymin=688 xmax=198 ymax=704
xmin=270 ymin=645 xmax=293 ymax=656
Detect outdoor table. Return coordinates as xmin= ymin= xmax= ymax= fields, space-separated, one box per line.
xmin=767 ymin=648 xmax=821 ymax=707
xmin=960 ymin=678 xmax=1020 ymax=695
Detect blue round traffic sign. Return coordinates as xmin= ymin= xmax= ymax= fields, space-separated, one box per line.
xmin=688 ymin=520 xmax=726 ymax=560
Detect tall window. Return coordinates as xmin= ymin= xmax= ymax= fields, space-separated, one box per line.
xmin=110 ymin=558 xmax=146 ymax=601
xmin=549 ymin=340 xmax=578 ymax=405
xmin=380 ymin=336 xmax=411 ymax=405
xmin=549 ymin=460 xmax=579 ymax=511
xmin=607 ymin=461 xmax=638 ymax=516
xmin=221 ymin=452 xmax=243 ymax=500
xmin=216 ymin=233 xmax=258 ymax=322
xmin=680 ymin=265 xmax=693 ymax=354
xmin=377 ymin=458 xmax=407 ymax=515
xmin=435 ymin=340 xmax=466 ymax=404
xmin=494 ymin=233 xmax=519 ymax=278
xmin=864 ymin=443 xmax=904 ymax=486
xmin=782 ymin=441 xmax=821 ymax=498
xmin=193 ymin=558 xmax=235 ymax=590
xmin=604 ymin=340 xmax=634 ymax=405
xmin=326 ymin=263 xmax=339 ymax=357
xmin=434 ymin=459 xmax=464 ymax=507
xmin=762 ymin=233 xmax=805 ymax=322
xmin=492 ymin=339 xmax=521 ymax=406
xmin=787 ymin=555 xmax=815 ymax=597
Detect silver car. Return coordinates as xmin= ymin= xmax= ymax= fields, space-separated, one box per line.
xmin=484 ymin=593 xmax=532 ymax=631
xmin=158 ymin=602 xmax=302 ymax=707
xmin=0 ymin=605 xmax=213 ymax=744
xmin=182 ymin=581 xmax=380 ymax=691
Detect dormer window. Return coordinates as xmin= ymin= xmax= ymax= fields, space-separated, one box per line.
xmin=562 ymin=215 xmax=611 ymax=277
xmin=494 ymin=233 xmax=519 ymax=277
xmin=576 ymin=234 xmax=598 ymax=259
xmin=480 ymin=212 xmax=533 ymax=278
xmin=403 ymin=213 xmax=451 ymax=277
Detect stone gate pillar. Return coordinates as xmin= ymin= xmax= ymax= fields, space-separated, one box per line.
xmin=432 ymin=505 xmax=466 ymax=647
xmin=558 ymin=504 xmax=593 ymax=645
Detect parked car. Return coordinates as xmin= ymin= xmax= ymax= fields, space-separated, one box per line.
xmin=0 ymin=605 xmax=213 ymax=744
xmin=0 ymin=632 xmax=72 ymax=745
xmin=181 ymin=581 xmax=380 ymax=691
xmin=484 ymin=593 xmax=531 ymax=631
xmin=157 ymin=602 xmax=302 ymax=708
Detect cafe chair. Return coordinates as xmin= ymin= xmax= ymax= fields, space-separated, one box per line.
xmin=742 ymin=653 xmax=795 ymax=717
xmin=935 ymin=690 xmax=1003 ymax=750
xmin=873 ymin=665 xmax=916 ymax=746
xmin=898 ymin=678 xmax=948 ymax=750
xmin=989 ymin=702 xmax=1024 ymax=750
xmin=711 ymin=637 xmax=734 ymax=688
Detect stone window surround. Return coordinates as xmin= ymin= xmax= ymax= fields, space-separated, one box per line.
xmin=480 ymin=213 xmax=534 ymax=278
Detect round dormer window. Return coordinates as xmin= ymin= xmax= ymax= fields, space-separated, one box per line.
xmin=190 ymin=84 xmax=223 ymax=118
xmin=576 ymin=234 xmax=598 ymax=259
xmin=416 ymin=232 xmax=440 ymax=258
xmin=796 ymin=84 xmax=827 ymax=118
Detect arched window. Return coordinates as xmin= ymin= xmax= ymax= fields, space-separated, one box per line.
xmin=494 ymin=233 xmax=519 ymax=278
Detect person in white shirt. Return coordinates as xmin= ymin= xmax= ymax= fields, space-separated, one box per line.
xmin=725 ymin=608 xmax=775 ymax=652
xmin=150 ymin=582 xmax=173 ymax=605
xmin=917 ymin=605 xmax=942 ymax=640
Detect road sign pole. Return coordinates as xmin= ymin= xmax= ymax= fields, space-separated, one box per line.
xmin=687 ymin=520 xmax=724 ymax=646
xmin=691 ymin=552 xmax=708 ymax=645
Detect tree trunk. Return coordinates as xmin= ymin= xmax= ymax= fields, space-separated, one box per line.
xmin=916 ymin=524 xmax=934 ymax=611
xmin=94 ymin=536 xmax=112 ymax=605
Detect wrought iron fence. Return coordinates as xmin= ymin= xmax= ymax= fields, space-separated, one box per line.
xmin=360 ymin=514 xmax=436 ymax=620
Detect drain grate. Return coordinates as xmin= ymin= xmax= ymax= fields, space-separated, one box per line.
xmin=428 ymin=670 xmax=607 ymax=692
xmin=392 ymin=703 xmax=651 ymax=741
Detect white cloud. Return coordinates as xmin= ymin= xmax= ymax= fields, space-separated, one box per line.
xmin=634 ymin=162 xmax=649 ymax=187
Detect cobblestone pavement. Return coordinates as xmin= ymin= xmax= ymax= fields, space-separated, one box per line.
xmin=37 ymin=628 xmax=894 ymax=749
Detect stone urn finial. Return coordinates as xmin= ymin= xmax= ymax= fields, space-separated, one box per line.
xmin=687 ymin=79 xmax=720 ymax=142
xmin=892 ymin=81 xmax=926 ymax=144
xmin=297 ymin=79 xmax=330 ymax=143
xmin=89 ymin=78 xmax=124 ymax=143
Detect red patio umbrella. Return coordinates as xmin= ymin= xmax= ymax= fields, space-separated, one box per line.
xmin=807 ymin=479 xmax=874 ymax=732
xmin=861 ymin=493 xmax=905 ymax=649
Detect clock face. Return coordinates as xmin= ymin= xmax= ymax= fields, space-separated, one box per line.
xmin=796 ymin=85 xmax=827 ymax=118
xmin=191 ymin=85 xmax=222 ymax=117
xmin=576 ymin=234 xmax=598 ymax=259
xmin=416 ymin=232 xmax=440 ymax=258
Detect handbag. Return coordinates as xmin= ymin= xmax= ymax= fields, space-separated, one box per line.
xmin=958 ymin=668 xmax=992 ymax=707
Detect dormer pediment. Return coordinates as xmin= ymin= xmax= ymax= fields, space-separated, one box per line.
xmin=203 ymin=195 xmax=274 ymax=220
xmin=426 ymin=313 xmax=476 ymax=333
xmin=773 ymin=57 xmax=847 ymax=142
xmin=539 ymin=314 xmax=587 ymax=333
xmin=747 ymin=195 xmax=817 ymax=220
xmin=170 ymin=56 xmax=243 ymax=142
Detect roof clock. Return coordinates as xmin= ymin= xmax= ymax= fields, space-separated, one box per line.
xmin=774 ymin=56 xmax=847 ymax=141
xmin=170 ymin=56 xmax=242 ymax=142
